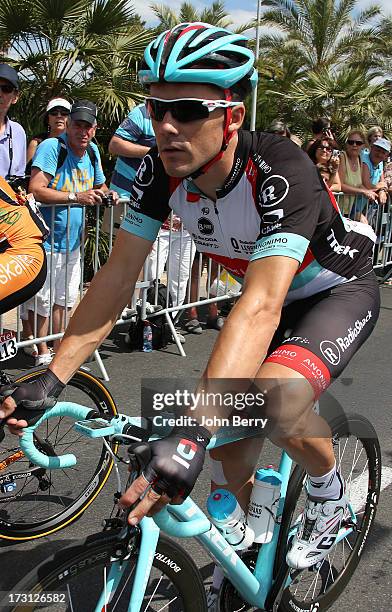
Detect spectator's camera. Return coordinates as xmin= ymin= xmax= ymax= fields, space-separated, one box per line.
xmin=332 ymin=150 xmax=341 ymax=157
xmin=101 ymin=193 xmax=114 ymax=207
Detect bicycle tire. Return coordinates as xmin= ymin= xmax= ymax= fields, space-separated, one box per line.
xmin=0 ymin=367 xmax=118 ymax=541
xmin=277 ymin=412 xmax=381 ymax=612
xmin=2 ymin=530 xmax=207 ymax=611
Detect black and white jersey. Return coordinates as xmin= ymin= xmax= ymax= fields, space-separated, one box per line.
xmin=122 ymin=130 xmax=375 ymax=303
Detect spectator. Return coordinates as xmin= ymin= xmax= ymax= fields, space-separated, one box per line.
xmin=338 ymin=129 xmax=377 ymax=218
xmin=0 ymin=64 xmax=26 ymax=187
xmin=21 ymin=97 xmax=71 ymax=356
xmin=185 ymin=255 xmax=224 ymax=334
xmin=266 ymin=119 xmax=291 ymax=138
xmin=366 ymin=126 xmax=383 ymax=149
xmin=24 ymin=100 xmax=113 ymax=365
xmin=147 ymin=213 xmax=196 ymax=309
xmin=307 ymin=138 xmax=341 ymax=192
xmin=107 ymin=102 xmax=156 ymax=233
xmin=26 ymin=98 xmax=71 ymax=167
xmin=362 ymin=137 xmax=390 ymax=208
xmin=305 ymin=117 xmax=334 ymax=151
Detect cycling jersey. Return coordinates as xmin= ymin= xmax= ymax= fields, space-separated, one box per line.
xmin=121 ymin=131 xmax=376 ymax=304
xmin=0 ymin=176 xmax=47 ymax=314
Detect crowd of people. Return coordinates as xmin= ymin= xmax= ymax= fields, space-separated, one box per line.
xmin=0 ymin=61 xmax=391 ymax=364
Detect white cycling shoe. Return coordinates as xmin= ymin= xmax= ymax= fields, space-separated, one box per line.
xmin=286 ymin=489 xmax=348 ymax=570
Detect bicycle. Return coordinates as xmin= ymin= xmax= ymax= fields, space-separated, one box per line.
xmin=1 ymin=392 xmax=381 ymax=611
xmin=0 ymin=361 xmax=118 ymax=542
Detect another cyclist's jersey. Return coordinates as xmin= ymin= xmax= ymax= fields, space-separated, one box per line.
xmin=0 ymin=176 xmax=48 ymax=248
xmin=121 ymin=131 xmax=375 ymax=303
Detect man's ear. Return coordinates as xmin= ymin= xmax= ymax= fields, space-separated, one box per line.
xmin=228 ymin=104 xmax=245 ymax=133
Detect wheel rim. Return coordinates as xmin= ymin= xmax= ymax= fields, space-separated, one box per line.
xmin=285 ymin=426 xmax=380 ymax=608
xmin=0 ymin=370 xmax=117 ymax=539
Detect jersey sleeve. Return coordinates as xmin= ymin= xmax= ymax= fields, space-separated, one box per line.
xmin=250 ymin=136 xmax=324 ymax=265
xmin=120 ymin=147 xmax=171 ymax=242
xmin=115 ymin=105 xmax=144 ymax=143
xmin=31 ymin=138 xmax=60 ymax=178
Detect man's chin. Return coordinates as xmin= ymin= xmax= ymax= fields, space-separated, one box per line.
xmin=160 ymin=161 xmax=195 ymax=179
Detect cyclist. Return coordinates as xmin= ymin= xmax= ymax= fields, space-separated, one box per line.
xmin=0 ymin=175 xmax=47 ymax=314
xmin=0 ymin=23 xmax=380 ymax=576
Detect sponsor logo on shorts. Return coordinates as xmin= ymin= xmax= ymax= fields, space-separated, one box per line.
xmin=301 ymin=358 xmax=329 ymax=391
xmin=320 ymin=340 xmax=341 ymax=366
xmin=283 ymin=336 xmax=310 ymax=345
xmin=336 ymin=310 xmax=372 ymax=351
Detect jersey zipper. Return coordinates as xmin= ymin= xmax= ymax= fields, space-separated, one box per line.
xmin=212 ymin=196 xmax=232 ymax=258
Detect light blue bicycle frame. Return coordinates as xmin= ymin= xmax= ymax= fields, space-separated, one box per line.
xmin=20 ymin=403 xmax=357 ymax=612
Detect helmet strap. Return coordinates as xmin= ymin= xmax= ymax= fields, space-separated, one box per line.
xmin=189 ymin=89 xmax=235 ymax=180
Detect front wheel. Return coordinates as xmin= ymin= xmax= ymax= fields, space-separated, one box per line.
xmin=0 ymin=367 xmax=118 ymax=541
xmin=2 ymin=531 xmax=207 ymax=611
xmin=278 ymin=412 xmax=381 ymax=612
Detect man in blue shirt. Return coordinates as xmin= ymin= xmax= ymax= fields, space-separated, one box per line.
xmin=0 ymin=64 xmax=26 ymax=183
xmin=25 ymin=100 xmax=114 ymax=365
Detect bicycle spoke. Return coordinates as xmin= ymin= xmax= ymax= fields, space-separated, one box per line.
xmin=143 ymin=573 xmax=164 ymax=612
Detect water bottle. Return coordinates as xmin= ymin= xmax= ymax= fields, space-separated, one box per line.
xmin=207 ymin=489 xmax=254 ymax=551
xmin=247 ymin=466 xmax=282 ymax=544
xmin=142 ymin=321 xmax=153 ymax=352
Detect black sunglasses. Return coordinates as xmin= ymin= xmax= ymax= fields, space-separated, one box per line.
xmin=48 ymin=109 xmax=70 ymax=117
xmin=146 ymin=97 xmax=241 ymax=123
xmin=347 ymin=139 xmax=363 ymax=146
xmin=317 ymin=145 xmax=333 ymax=153
xmin=0 ymin=84 xmax=15 ymax=94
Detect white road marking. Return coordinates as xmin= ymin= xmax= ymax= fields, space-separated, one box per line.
xmin=348 ymin=465 xmax=392 ymax=513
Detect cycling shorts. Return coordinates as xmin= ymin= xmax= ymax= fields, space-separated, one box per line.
xmin=264 ymin=272 xmax=380 ymax=398
xmin=0 ymin=240 xmax=47 ymax=315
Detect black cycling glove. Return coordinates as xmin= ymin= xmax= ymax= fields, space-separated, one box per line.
xmin=129 ymin=423 xmax=211 ymax=499
xmin=0 ymin=370 xmax=65 ymax=426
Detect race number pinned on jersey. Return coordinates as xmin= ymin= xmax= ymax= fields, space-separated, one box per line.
xmin=0 ymin=331 xmax=17 ymax=362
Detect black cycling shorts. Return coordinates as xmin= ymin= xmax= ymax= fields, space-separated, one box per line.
xmin=264 ymin=272 xmax=380 ymax=398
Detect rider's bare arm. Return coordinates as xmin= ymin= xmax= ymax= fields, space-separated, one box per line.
xmin=108 ymin=136 xmax=151 ymax=159
xmin=189 ymin=255 xmax=299 ymax=431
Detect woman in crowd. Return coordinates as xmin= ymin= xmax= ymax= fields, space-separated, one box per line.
xmin=26 ymin=98 xmax=71 ymax=167
xmin=338 ymin=129 xmax=377 ymax=218
xmin=307 ymin=138 xmax=341 ymax=192
xmin=22 ymin=97 xmax=71 ymax=355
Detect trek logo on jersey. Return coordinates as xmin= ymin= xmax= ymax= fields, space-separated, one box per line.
xmin=259 ymin=175 xmax=289 ymax=207
xmin=335 ymin=310 xmax=372 ymax=351
xmin=326 ymin=229 xmax=359 ymax=258
xmin=198 ymin=217 xmax=214 ymax=235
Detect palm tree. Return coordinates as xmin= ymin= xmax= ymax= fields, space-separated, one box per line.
xmin=0 ymin=0 xmax=155 ymax=136
xmin=150 ymin=1 xmax=254 ymax=34
xmin=254 ymin=0 xmax=392 ymax=137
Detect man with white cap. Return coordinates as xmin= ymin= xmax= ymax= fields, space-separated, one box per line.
xmin=0 ymin=64 xmax=26 ymax=184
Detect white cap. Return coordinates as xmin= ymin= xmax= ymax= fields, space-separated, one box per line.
xmin=46 ymin=98 xmax=72 ymax=113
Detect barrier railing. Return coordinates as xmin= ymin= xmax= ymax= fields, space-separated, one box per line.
xmin=1 ymin=191 xmax=390 ymax=378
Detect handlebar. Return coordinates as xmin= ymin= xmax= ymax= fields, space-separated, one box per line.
xmin=20 ymin=403 xmax=92 ymax=469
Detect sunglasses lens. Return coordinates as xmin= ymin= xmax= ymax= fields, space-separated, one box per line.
xmin=347 ymin=140 xmax=363 ymax=145
xmin=0 ymin=84 xmax=14 ymax=93
xmin=147 ymin=99 xmax=210 ymax=123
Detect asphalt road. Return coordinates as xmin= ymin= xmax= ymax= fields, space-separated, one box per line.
xmin=0 ymin=286 xmax=391 ymax=611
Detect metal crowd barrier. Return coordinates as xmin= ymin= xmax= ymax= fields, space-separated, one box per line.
xmin=1 ymin=192 xmax=390 ymax=380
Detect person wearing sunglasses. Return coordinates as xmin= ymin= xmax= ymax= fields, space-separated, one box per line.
xmin=1 ymin=23 xmax=380 ymax=584
xmin=26 ymin=98 xmax=71 ymax=169
xmin=338 ymin=130 xmax=377 ymax=220
xmin=0 ymin=64 xmax=26 ymax=186
xmin=307 ymin=138 xmax=341 ymax=191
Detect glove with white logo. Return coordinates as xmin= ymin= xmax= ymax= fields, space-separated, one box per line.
xmin=129 ymin=423 xmax=211 ymax=499
xmin=0 ymin=370 xmax=65 ymax=426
